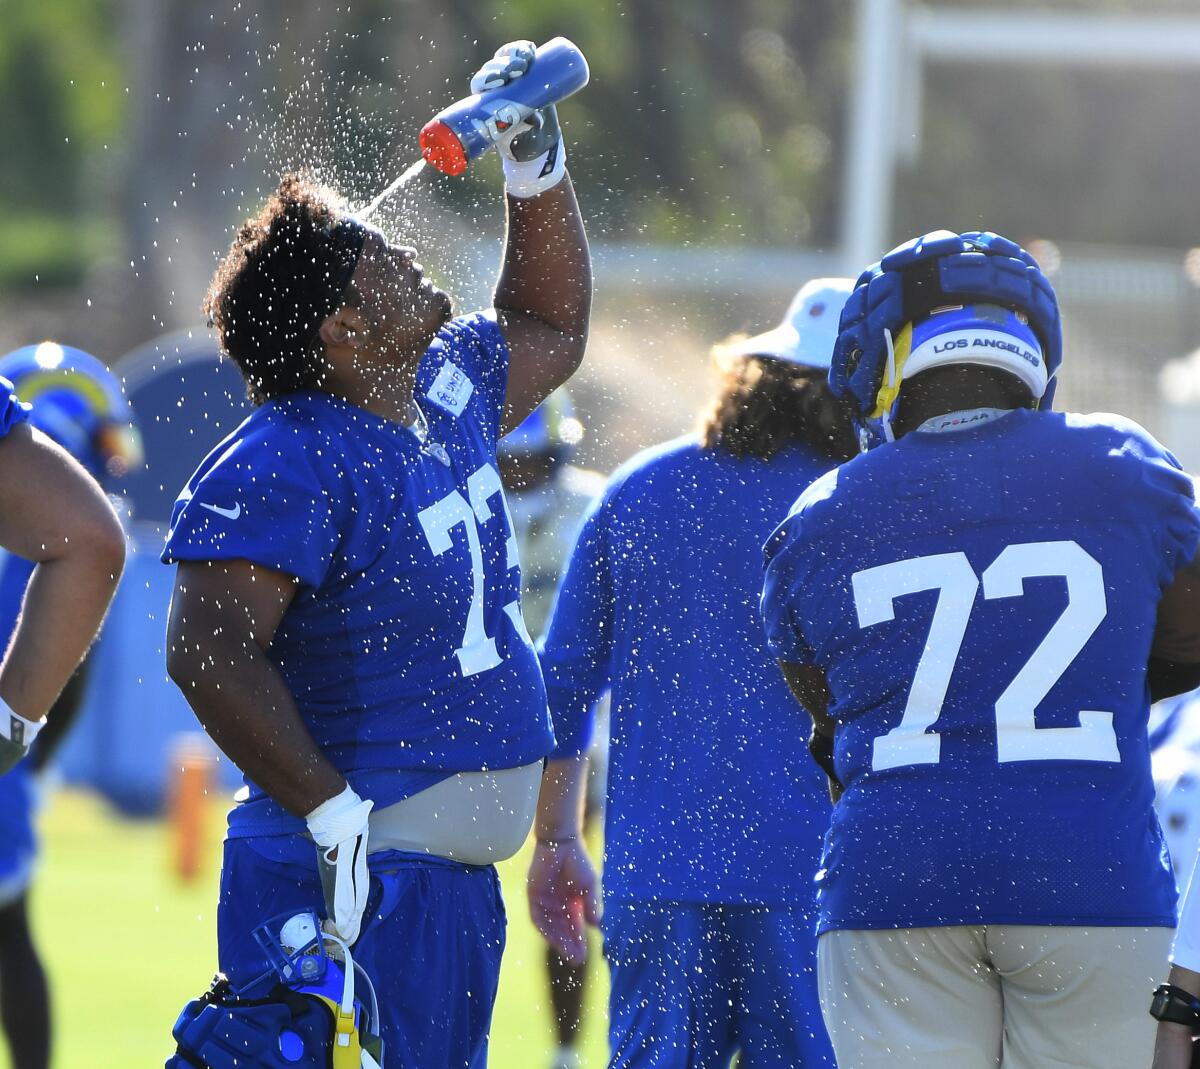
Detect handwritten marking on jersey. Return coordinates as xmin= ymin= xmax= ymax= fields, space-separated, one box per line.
xmin=853 ymin=540 xmax=1119 ymax=771
xmin=199 ymin=502 xmax=242 ymax=520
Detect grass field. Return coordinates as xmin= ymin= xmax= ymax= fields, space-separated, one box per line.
xmin=20 ymin=789 xmax=608 ymax=1069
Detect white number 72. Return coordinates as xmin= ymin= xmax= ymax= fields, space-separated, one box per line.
xmin=852 ymin=540 xmax=1120 ymax=771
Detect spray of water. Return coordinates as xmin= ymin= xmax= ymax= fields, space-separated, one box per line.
xmin=359 ymin=158 xmax=428 ymax=220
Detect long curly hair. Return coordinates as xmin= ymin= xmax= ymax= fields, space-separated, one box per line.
xmin=699 ymin=344 xmax=858 ymax=462
xmin=203 ymin=173 xmax=356 ymax=405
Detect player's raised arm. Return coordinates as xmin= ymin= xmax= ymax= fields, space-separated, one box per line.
xmin=477 ymin=43 xmax=592 ymax=435
xmin=0 ymin=421 xmax=125 ymax=772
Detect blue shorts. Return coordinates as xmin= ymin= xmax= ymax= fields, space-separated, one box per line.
xmin=217 ymin=835 xmax=506 ymax=1069
xmin=604 ymin=899 xmax=834 ymax=1069
xmin=0 ymin=763 xmax=36 ymax=904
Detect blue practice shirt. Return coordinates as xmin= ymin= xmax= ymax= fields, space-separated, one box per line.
xmin=163 ymin=314 xmax=554 ymax=837
xmin=541 ymin=436 xmax=836 ymax=905
xmin=762 ymin=409 xmax=1200 ymax=933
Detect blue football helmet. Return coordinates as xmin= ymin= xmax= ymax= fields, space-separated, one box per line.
xmin=498 ymin=389 xmax=583 ymax=465
xmin=0 ymin=342 xmax=142 ymax=479
xmin=166 ymin=912 xmax=384 ymax=1069
xmin=831 ymin=230 xmax=1062 ymax=450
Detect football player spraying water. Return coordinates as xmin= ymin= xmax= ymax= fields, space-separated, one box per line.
xmin=529 ymin=280 xmax=855 ymax=1069
xmin=162 ymin=39 xmax=589 ymax=1069
xmin=762 ymin=231 xmax=1200 ymax=1069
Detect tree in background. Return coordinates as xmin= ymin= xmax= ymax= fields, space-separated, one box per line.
xmin=0 ymin=0 xmax=122 ymax=288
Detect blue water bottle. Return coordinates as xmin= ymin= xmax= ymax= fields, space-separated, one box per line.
xmin=420 ymin=37 xmax=589 ymax=176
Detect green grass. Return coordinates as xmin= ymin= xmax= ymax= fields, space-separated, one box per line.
xmin=23 ymin=790 xmax=608 ymax=1068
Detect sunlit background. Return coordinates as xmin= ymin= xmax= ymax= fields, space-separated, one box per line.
xmin=3 ymin=0 xmax=1200 ymax=1065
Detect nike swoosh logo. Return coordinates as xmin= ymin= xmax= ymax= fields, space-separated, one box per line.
xmin=199 ymin=502 xmax=241 ymax=520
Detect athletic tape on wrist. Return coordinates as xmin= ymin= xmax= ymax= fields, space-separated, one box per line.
xmin=503 ymin=139 xmax=567 ymax=199
xmin=0 ymin=697 xmax=42 ymax=749
xmin=305 ymin=784 xmax=373 ymax=849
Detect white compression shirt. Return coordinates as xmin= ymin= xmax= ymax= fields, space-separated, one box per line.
xmin=366 ymin=760 xmax=542 ymax=866
xmin=1172 ymin=847 xmax=1200 ymax=971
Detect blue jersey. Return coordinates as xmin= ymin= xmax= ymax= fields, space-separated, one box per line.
xmin=0 ymin=382 xmax=40 ymax=884
xmin=541 ymin=437 xmax=835 ymax=905
xmin=163 ymin=314 xmax=553 ymax=837
xmin=762 ymin=409 xmax=1200 ymax=933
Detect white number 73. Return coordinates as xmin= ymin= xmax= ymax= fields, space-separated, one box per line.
xmin=417 ymin=464 xmax=532 ymax=677
xmin=852 ymin=540 xmax=1119 ymax=771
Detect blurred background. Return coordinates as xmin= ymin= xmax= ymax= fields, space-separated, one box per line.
xmin=3 ymin=0 xmax=1200 ymax=1064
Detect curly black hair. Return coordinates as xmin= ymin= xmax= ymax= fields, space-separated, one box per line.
xmin=203 ymin=173 xmax=359 ymax=405
xmin=699 ymin=347 xmax=858 ymax=462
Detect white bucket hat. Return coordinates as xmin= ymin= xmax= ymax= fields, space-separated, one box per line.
xmin=726 ymin=277 xmax=855 ymax=370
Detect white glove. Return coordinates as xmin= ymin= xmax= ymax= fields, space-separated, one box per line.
xmin=0 ymin=699 xmax=42 ymax=777
xmin=306 ymin=785 xmax=374 ymax=947
xmin=469 ymin=41 xmax=566 ymax=198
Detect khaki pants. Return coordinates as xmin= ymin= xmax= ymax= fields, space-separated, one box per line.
xmin=817 ymin=925 xmax=1171 ymax=1069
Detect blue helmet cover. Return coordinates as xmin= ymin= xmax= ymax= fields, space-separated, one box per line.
xmin=831 ymin=230 xmax=1062 ymax=449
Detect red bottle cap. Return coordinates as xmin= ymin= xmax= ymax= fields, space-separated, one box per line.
xmin=419 ymin=120 xmax=468 ymax=176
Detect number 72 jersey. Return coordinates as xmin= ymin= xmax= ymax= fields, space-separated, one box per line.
xmin=761 ymin=408 xmax=1200 ymax=933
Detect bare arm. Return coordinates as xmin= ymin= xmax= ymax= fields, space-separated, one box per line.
xmin=0 ymin=424 xmax=124 ymax=721
xmin=1151 ymin=965 xmax=1200 ymax=1069
xmin=779 ymin=660 xmax=842 ymax=803
xmin=1149 ymin=551 xmax=1200 ymax=702
xmin=535 ymin=754 xmax=590 ymax=843
xmin=528 ymin=754 xmax=600 ymax=963
xmin=494 ymin=175 xmax=592 ymax=435
xmin=165 ymin=559 xmax=345 ymax=817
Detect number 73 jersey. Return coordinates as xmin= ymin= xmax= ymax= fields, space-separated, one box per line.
xmin=164 ymin=314 xmax=553 ymax=838
xmin=761 ymin=408 xmax=1200 ymax=933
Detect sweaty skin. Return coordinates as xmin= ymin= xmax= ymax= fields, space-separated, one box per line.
xmin=0 ymin=424 xmax=125 ymax=722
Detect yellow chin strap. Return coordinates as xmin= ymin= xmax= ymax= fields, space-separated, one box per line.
xmin=312 ymin=992 xmax=365 ymax=1068
xmin=868 ymin=322 xmax=914 ymax=424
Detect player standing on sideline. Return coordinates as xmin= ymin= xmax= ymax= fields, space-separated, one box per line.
xmin=529 ymin=280 xmax=856 ymax=1069
xmin=162 ymin=40 xmax=589 ymax=1068
xmin=497 ymin=391 xmax=605 ymax=1069
xmin=762 ymin=230 xmax=1200 ymax=1069
xmin=0 ymin=343 xmax=139 ymax=1069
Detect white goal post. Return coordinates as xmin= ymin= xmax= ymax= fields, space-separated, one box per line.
xmin=840 ymin=1 xmax=1200 ymax=273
